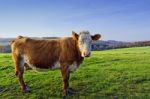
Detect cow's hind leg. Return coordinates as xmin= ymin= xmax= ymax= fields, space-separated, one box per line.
xmin=12 ymin=53 xmax=30 ymax=92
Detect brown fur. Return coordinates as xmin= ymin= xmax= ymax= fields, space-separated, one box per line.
xmin=11 ymin=36 xmax=83 ymax=95
xmin=11 ymin=32 xmax=101 ymax=95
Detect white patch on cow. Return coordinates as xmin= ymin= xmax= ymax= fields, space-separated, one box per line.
xmin=23 ymin=55 xmax=30 ymax=64
xmin=78 ymin=31 xmax=92 ymax=57
xmin=51 ymin=61 xmax=61 ymax=70
xmin=69 ymin=62 xmax=78 ymax=72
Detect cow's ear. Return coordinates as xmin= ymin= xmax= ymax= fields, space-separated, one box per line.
xmin=72 ymin=31 xmax=79 ymax=40
xmin=91 ymin=34 xmax=101 ymax=41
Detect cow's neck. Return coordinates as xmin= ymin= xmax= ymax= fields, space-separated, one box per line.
xmin=73 ymin=38 xmax=84 ymax=65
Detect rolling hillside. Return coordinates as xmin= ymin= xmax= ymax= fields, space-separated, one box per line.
xmin=0 ymin=47 xmax=150 ymax=98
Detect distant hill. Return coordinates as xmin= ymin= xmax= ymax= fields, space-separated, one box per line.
xmin=0 ymin=38 xmax=13 ymax=45
xmin=0 ymin=37 xmax=150 ymax=53
xmin=92 ymin=40 xmax=150 ymax=50
xmin=0 ymin=37 xmax=59 ymax=45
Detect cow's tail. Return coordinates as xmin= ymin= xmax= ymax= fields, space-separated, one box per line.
xmin=10 ymin=36 xmax=24 ymax=45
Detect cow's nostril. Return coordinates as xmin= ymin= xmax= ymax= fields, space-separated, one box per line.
xmin=86 ymin=53 xmax=91 ymax=57
xmin=83 ymin=52 xmax=91 ymax=57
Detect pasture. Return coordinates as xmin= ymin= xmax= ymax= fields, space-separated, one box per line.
xmin=0 ymin=47 xmax=150 ymax=99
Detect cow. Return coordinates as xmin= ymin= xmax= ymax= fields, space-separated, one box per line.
xmin=11 ymin=31 xmax=101 ymax=95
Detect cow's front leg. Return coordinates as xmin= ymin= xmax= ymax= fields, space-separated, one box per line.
xmin=61 ymin=66 xmax=73 ymax=95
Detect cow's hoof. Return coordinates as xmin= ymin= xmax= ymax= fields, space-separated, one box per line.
xmin=23 ymin=86 xmax=30 ymax=93
xmin=64 ymin=88 xmax=77 ymax=96
xmin=68 ymin=88 xmax=78 ymax=93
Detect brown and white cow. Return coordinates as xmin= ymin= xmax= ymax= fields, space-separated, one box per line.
xmin=11 ymin=31 xmax=101 ymax=95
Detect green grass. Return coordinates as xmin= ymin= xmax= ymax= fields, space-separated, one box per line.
xmin=0 ymin=47 xmax=150 ymax=99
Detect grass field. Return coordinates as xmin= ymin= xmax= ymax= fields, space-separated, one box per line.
xmin=0 ymin=47 xmax=150 ymax=99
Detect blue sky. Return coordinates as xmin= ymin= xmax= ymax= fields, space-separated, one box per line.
xmin=0 ymin=0 xmax=150 ymax=41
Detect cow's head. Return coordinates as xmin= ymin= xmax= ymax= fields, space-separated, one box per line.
xmin=72 ymin=31 xmax=101 ymax=57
